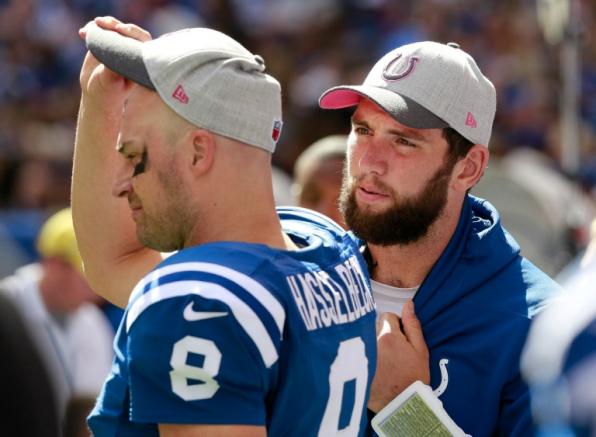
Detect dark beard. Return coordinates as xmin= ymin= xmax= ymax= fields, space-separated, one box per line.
xmin=340 ymin=160 xmax=454 ymax=246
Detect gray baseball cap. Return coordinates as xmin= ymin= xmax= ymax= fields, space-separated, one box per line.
xmin=85 ymin=24 xmax=283 ymax=153
xmin=319 ymin=41 xmax=496 ymax=146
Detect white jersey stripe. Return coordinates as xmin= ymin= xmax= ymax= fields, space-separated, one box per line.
xmin=126 ymin=280 xmax=279 ymax=367
xmin=128 ymin=262 xmax=285 ymax=335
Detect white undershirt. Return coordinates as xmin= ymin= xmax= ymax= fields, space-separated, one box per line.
xmin=371 ymin=279 xmax=419 ymax=317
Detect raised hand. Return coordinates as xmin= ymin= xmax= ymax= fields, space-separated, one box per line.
xmin=77 ymin=17 xmax=152 ymax=109
xmin=72 ymin=17 xmax=161 ymax=308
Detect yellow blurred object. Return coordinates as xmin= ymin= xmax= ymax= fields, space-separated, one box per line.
xmin=37 ymin=208 xmax=83 ymax=273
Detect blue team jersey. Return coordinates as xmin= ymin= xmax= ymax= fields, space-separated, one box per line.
xmin=88 ymin=207 xmax=377 ymax=436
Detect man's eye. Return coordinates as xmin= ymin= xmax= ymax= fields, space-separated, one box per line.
xmin=354 ymin=126 xmax=369 ymax=135
xmin=397 ymin=137 xmax=415 ymax=147
xmin=132 ymin=150 xmax=147 ymax=177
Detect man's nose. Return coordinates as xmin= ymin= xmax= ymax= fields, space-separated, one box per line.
xmin=112 ymin=168 xmax=133 ymax=198
xmin=357 ymin=139 xmax=388 ymax=176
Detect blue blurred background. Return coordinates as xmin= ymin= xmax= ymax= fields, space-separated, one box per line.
xmin=1 ymin=0 xmax=595 ymax=279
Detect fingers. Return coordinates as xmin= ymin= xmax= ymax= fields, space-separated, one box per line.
xmin=79 ymin=16 xmax=121 ymax=40
xmin=94 ymin=16 xmax=123 ymax=30
xmin=376 ymin=312 xmax=404 ymax=340
xmin=78 ymin=21 xmax=94 ymax=40
xmin=95 ymin=16 xmax=152 ymax=41
xmin=79 ymin=17 xmax=152 ymax=42
xmin=114 ymin=22 xmax=152 ymax=42
xmin=402 ymin=300 xmax=428 ymax=355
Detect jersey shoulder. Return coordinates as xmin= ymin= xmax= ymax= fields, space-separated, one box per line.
xmin=121 ymin=260 xmax=279 ymax=426
xmin=277 ymin=206 xmax=344 ymax=239
xmin=129 ymin=242 xmax=285 ymax=302
xmin=126 ymin=244 xmax=287 ymax=367
xmin=277 ymin=206 xmax=363 ymax=265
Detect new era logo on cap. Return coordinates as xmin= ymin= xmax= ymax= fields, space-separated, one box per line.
xmin=172 ymin=84 xmax=189 ymax=104
xmin=465 ymin=112 xmax=477 ymax=128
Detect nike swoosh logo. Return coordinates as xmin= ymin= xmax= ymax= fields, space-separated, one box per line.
xmin=183 ymin=302 xmax=228 ymax=322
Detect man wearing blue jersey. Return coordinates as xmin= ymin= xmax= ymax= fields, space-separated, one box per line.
xmin=71 ymin=17 xmax=376 ymax=436
xmin=319 ymin=41 xmax=562 ymax=436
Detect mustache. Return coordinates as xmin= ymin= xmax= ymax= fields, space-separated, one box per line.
xmin=349 ymin=174 xmax=394 ymax=197
xmin=128 ymin=193 xmax=142 ymax=209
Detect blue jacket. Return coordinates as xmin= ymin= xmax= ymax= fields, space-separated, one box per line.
xmin=412 ymin=195 xmax=561 ymax=436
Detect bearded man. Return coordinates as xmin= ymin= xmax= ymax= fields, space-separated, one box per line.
xmin=319 ymin=41 xmax=562 ymax=436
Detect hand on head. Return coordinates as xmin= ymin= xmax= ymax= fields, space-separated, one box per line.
xmin=368 ymin=301 xmax=430 ymax=413
xmin=77 ymin=17 xmax=152 ymax=108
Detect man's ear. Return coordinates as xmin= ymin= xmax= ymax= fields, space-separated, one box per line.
xmin=451 ymin=145 xmax=489 ymax=192
xmin=188 ymin=129 xmax=216 ymax=177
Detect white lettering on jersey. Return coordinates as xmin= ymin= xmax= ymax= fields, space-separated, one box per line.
xmin=287 ymin=255 xmax=375 ymax=331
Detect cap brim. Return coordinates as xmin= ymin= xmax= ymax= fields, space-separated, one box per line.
xmin=85 ymin=23 xmax=155 ymax=90
xmin=319 ymin=85 xmax=448 ymax=130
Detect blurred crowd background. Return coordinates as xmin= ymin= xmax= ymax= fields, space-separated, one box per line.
xmin=1 ymin=1 xmax=596 ymax=435
xmin=1 ymin=0 xmax=596 ymax=278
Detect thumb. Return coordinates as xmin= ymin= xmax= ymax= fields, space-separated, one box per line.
xmin=376 ymin=312 xmax=404 ymax=340
xmin=402 ymin=300 xmax=427 ymax=354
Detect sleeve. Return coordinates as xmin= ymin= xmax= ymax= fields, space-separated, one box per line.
xmin=125 ymin=289 xmax=280 ymax=426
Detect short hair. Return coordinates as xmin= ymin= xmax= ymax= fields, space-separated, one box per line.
xmin=442 ymin=128 xmax=475 ymax=164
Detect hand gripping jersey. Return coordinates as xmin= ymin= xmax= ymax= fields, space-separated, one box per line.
xmin=88 ymin=207 xmax=377 ymax=436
